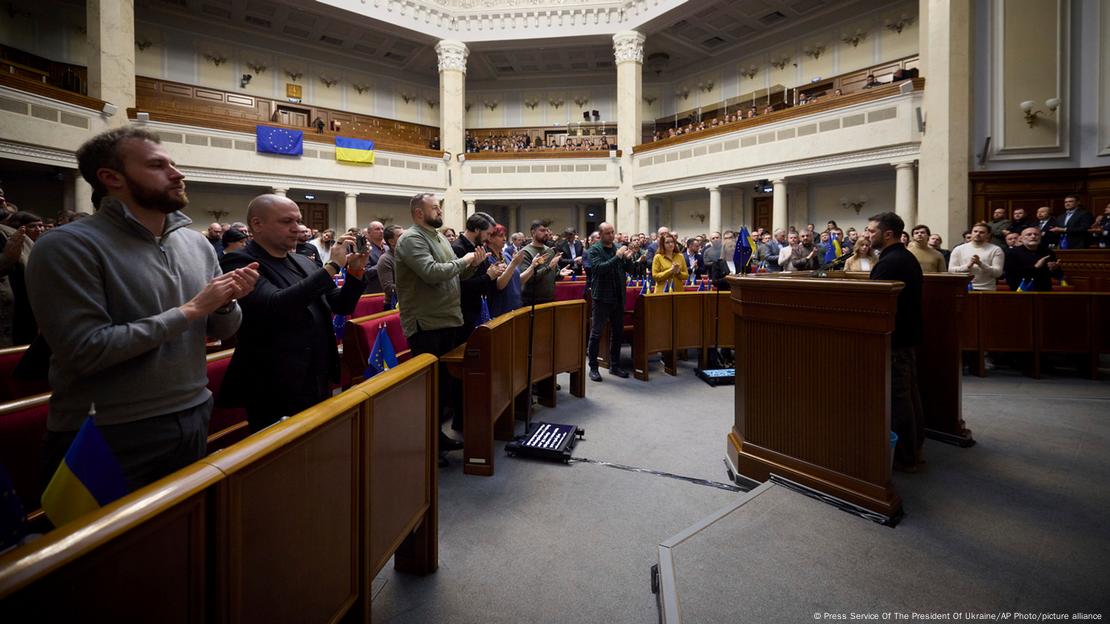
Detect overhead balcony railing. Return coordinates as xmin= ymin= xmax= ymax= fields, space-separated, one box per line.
xmin=633 ymin=79 xmax=925 ymax=195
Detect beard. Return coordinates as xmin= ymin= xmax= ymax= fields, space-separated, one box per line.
xmin=425 ymin=215 xmax=444 ymax=229
xmin=126 ymin=178 xmax=188 ymax=214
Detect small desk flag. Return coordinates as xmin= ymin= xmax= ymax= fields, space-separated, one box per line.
xmin=364 ymin=326 xmax=399 ymax=379
xmin=41 ymin=407 xmax=128 ymax=527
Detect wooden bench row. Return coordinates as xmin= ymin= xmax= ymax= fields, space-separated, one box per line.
xmin=960 ymin=291 xmax=1110 ymax=378
xmin=441 ymin=299 xmax=587 ymax=476
xmin=0 ymin=354 xmax=440 ymax=623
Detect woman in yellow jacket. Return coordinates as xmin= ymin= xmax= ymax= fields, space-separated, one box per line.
xmin=651 ymin=233 xmax=689 ymax=293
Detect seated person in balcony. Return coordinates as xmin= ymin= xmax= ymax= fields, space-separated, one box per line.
xmin=648 ymin=232 xmax=683 ymax=293
xmin=863 ymin=73 xmax=879 ymax=88
xmin=844 ymin=236 xmax=878 ymax=272
xmin=1004 ymin=227 xmax=1061 ymax=291
xmin=908 ymin=225 xmax=947 ymax=273
xmin=949 ymin=222 xmax=1004 ymax=290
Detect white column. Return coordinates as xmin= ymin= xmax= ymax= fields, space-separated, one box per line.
xmin=894 ymin=162 xmax=917 ymax=227
xmin=613 ymin=31 xmax=645 ymax=235
xmin=344 ymin=192 xmax=359 ymax=233
xmin=604 ymin=197 xmax=616 ymax=229
xmin=436 ymin=40 xmax=468 ymax=231
xmin=271 ymin=187 xmax=288 ymax=197
xmin=772 ymin=178 xmax=788 ymax=232
xmin=708 ymin=186 xmax=722 ymax=236
xmin=87 ymin=0 xmax=135 ymax=126
xmin=466 ymin=200 xmax=476 ymax=218
xmin=917 ymin=0 xmax=971 ymax=246
xmin=69 ymin=171 xmax=94 ymax=213
xmin=637 ymin=196 xmax=649 ymax=234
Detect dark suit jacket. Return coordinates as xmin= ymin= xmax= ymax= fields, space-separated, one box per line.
xmin=556 ymin=240 xmax=586 ymax=275
xmin=870 ymin=243 xmax=923 ymax=349
xmin=219 ymin=241 xmax=364 ymax=426
xmin=451 ymin=234 xmax=494 ymax=329
xmin=1058 ymin=209 xmax=1094 ymax=249
xmin=363 ymin=242 xmax=387 ymax=293
xmin=1038 ymin=217 xmax=1058 ymax=247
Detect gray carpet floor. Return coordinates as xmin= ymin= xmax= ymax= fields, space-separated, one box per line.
xmin=371 ymin=354 xmax=1110 ymax=623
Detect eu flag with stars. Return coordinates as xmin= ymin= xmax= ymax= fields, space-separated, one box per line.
xmin=734 ymin=227 xmax=754 ymax=272
xmin=478 ymin=296 xmax=492 ymax=325
xmin=364 ymin=326 xmax=398 ymax=379
xmin=333 ymin=314 xmax=347 ymax=341
xmin=256 ymin=125 xmax=304 ymax=156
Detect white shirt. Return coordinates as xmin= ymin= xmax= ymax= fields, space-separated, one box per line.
xmin=948 ymin=241 xmax=1005 ymax=291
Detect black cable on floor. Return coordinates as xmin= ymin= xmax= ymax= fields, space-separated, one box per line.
xmin=569 ymin=456 xmax=750 ymax=493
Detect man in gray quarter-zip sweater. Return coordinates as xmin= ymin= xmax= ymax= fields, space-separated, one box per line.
xmin=26 ymin=127 xmax=260 ymax=493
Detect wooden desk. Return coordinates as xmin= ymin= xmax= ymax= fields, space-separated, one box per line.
xmin=727 ymin=274 xmax=903 ymax=522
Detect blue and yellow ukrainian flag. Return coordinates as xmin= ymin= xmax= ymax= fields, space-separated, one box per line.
xmin=364 ymin=325 xmax=399 ymax=379
xmin=335 ymin=136 xmax=375 ymax=164
xmin=41 ymin=413 xmax=129 ymax=527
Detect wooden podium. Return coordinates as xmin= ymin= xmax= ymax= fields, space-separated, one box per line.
xmin=726 ymin=273 xmax=903 ymax=522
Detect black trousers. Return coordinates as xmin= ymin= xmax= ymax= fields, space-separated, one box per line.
xmin=587 ymin=299 xmax=624 ymax=370
xmin=42 ymin=396 xmax=213 ymax=495
xmin=891 ymin=347 xmax=925 ymax=466
xmin=408 ymin=325 xmax=467 ymax=432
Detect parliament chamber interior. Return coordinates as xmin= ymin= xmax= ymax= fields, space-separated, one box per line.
xmin=0 ymin=0 xmax=1108 ymax=622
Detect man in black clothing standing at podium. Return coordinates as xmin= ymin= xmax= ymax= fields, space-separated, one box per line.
xmin=866 ymin=211 xmax=925 ymax=473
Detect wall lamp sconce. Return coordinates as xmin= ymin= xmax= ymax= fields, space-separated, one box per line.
xmin=803 ymin=44 xmax=825 ymax=60
xmin=523 ymin=98 xmax=540 ymax=110
xmin=642 ymin=95 xmax=658 ymax=106
xmin=771 ymin=56 xmax=792 ymax=70
xmin=135 ymin=38 xmax=153 ymax=52
xmin=573 ymin=96 xmax=590 ymax=108
xmin=690 ymin=212 xmax=707 ymax=224
xmin=400 ymin=92 xmax=417 ymax=103
xmin=426 ymin=98 xmax=439 ymax=108
xmin=741 ymin=66 xmax=759 ymax=80
xmin=285 ymin=70 xmax=303 ymax=82
xmin=320 ymin=76 xmax=339 ymax=88
xmin=246 ymin=62 xmax=267 ymax=75
xmin=204 ymin=53 xmax=228 ymax=66
xmin=240 ymin=74 xmax=252 ymax=88
xmin=442 ymin=151 xmax=453 ymax=163
xmin=675 ymin=86 xmax=690 ymax=100
xmin=1020 ymin=98 xmax=1060 ymax=126
xmin=483 ymin=99 xmax=499 ymax=111
xmin=456 ymin=153 xmax=466 ymax=162
xmin=352 ymin=83 xmax=371 ymax=94
xmin=549 ymin=98 xmax=564 ymax=109
xmin=841 ymin=30 xmax=867 ymax=47
xmin=885 ymin=14 xmax=914 ymax=34
xmin=840 ymin=195 xmax=868 ymax=214
xmin=698 ymin=80 xmax=714 ymax=93
xmin=465 ymin=102 xmax=473 ymax=112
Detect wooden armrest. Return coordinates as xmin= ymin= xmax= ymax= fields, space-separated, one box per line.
xmin=440 ymin=343 xmax=466 ymax=365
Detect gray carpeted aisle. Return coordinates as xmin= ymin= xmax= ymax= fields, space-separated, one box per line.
xmin=372 ymin=355 xmax=1110 ymax=623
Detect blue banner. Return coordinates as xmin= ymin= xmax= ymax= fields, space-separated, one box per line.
xmin=256 ymin=125 xmax=304 ymax=156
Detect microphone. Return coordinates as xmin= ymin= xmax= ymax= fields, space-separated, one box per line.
xmin=820 ymin=251 xmax=854 ymax=271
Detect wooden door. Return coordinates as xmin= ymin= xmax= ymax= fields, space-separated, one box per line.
xmin=752 ymin=197 xmax=772 ymax=231
xmin=299 ymin=202 xmax=329 ymax=232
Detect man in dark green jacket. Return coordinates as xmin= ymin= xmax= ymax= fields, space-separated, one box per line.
xmin=586 ymin=222 xmax=633 ymax=381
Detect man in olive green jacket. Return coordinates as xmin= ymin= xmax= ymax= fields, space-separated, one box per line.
xmin=395 ymin=193 xmax=485 ymax=463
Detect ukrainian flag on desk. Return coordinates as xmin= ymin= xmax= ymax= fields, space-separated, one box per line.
xmin=256 ymin=125 xmax=304 ymax=156
xmin=365 ymin=326 xmax=399 ymax=379
xmin=41 ymin=410 xmax=128 ymax=527
xmin=335 ymin=136 xmax=375 ymax=164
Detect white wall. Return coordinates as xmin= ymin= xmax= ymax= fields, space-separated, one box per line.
xmin=806 ymin=171 xmax=897 ymax=233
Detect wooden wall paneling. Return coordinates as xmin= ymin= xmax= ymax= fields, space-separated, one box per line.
xmin=672 ymin=292 xmax=705 ymax=367
xmin=1056 ymin=250 xmax=1110 ymax=292
xmin=977 ymin=293 xmax=1034 ymax=355
xmin=1034 ymin=293 xmax=1094 ymax=379
xmin=0 ymin=464 xmax=222 ymax=623
xmin=968 ymin=168 xmax=1110 ymax=226
xmin=206 ymin=395 xmax=361 ymax=624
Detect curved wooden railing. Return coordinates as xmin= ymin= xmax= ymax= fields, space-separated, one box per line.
xmin=464 ymin=149 xmax=620 ymax=160
xmin=634 ymin=78 xmax=924 ymax=155
xmin=0 ymin=72 xmax=106 ymax=112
